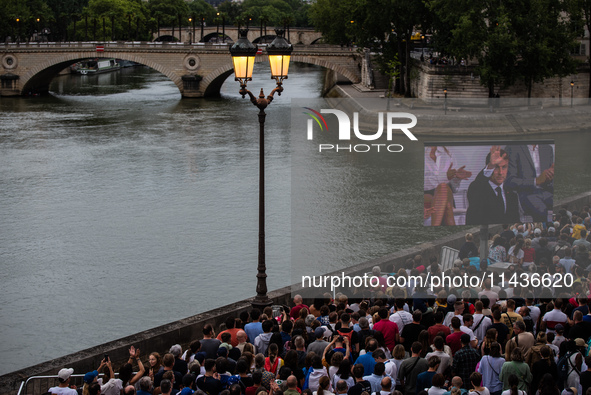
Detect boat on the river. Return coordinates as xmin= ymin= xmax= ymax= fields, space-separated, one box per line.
xmin=71 ymin=58 xmax=120 ymax=75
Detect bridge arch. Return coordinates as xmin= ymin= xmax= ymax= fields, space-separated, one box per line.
xmin=199 ymin=56 xmax=360 ymax=98
xmin=20 ymin=53 xmax=184 ymax=96
xmin=310 ymin=37 xmax=325 ymax=45
xmin=198 ymin=54 xmax=360 ymax=97
xmin=201 ymin=33 xmax=233 ymax=43
xmin=252 ymin=35 xmax=277 ymax=44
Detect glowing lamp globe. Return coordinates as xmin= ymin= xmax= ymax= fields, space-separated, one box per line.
xmin=229 ymin=29 xmax=257 ymax=81
xmin=266 ymin=29 xmax=293 ymax=80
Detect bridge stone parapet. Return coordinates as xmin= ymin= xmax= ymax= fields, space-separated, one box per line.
xmin=155 ymin=26 xmax=323 ymax=45
xmin=0 ymin=42 xmax=361 ymax=98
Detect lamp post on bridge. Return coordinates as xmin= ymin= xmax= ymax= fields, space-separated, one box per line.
xmin=444 ymin=88 xmax=447 ymax=115
xmin=222 ymin=13 xmax=226 ymax=43
xmin=216 ymin=12 xmax=220 ymax=42
xmin=200 ymin=15 xmax=205 ymax=42
xmin=421 ymin=35 xmax=425 ymax=61
xmin=571 ymin=80 xmax=574 ymax=108
xmin=229 ymin=28 xmax=292 ymax=310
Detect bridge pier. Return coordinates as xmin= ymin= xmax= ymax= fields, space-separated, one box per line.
xmin=0 ymin=74 xmax=20 ymax=96
xmin=181 ymin=74 xmax=204 ymax=97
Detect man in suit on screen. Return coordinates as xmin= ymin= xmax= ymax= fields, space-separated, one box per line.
xmin=466 ymin=146 xmax=520 ymax=225
xmin=504 ymin=144 xmax=554 ymax=222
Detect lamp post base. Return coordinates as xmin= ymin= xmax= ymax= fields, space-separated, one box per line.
xmin=251 ymin=296 xmax=273 ymax=310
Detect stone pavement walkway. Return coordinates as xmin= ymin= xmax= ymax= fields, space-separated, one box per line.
xmin=330 ymin=84 xmax=591 ymax=136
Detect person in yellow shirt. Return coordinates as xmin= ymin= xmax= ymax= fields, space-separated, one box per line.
xmin=501 ymin=299 xmax=524 ymax=338
xmin=572 ymin=217 xmax=586 ymax=240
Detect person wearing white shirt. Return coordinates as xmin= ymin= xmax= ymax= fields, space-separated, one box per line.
xmin=516 ymin=296 xmax=540 ymax=332
xmin=426 ymin=337 xmax=452 ymax=375
xmin=373 ymin=349 xmax=397 ymax=380
xmin=469 ymin=372 xmax=490 ymax=395
xmin=428 ymin=373 xmax=448 ymax=395
xmin=472 ymin=302 xmax=493 ymax=346
xmin=390 ymin=300 xmax=413 ymax=335
xmin=461 ymin=315 xmax=480 ymax=348
xmin=444 ymin=302 xmax=465 ymax=329
xmin=47 ymin=368 xmax=78 ymax=395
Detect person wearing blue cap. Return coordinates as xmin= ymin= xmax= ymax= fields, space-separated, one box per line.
xmin=81 ymin=360 xmax=108 ymax=395
xmin=84 ymin=370 xmax=100 ymax=384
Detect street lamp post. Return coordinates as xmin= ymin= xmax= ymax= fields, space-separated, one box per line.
xmin=191 ymin=16 xmax=195 ymax=44
xmin=421 ymin=35 xmax=425 ymax=61
xmin=188 ymin=18 xmax=192 ymax=44
xmin=229 ymin=29 xmax=292 ymax=310
xmin=216 ymin=13 xmax=220 ymax=42
xmin=200 ymin=16 xmax=205 ymax=42
xmin=571 ymin=80 xmax=574 ymax=108
xmin=444 ymin=89 xmax=447 ymax=115
xmin=222 ymin=14 xmax=226 ymax=43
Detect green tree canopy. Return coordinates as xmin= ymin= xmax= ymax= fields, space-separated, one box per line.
xmin=187 ymin=0 xmax=216 ymax=24
xmin=430 ymin=0 xmax=580 ymax=98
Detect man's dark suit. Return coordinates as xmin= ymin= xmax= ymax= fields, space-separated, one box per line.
xmin=465 ymin=170 xmax=520 ymax=225
xmin=504 ymin=144 xmax=554 ymax=222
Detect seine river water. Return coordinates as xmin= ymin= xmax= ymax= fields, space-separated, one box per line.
xmin=1 ymin=64 xmax=591 ymax=376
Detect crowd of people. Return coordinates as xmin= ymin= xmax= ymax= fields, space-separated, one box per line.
xmin=47 ymin=208 xmax=591 ymax=395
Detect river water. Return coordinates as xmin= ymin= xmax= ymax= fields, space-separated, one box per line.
xmin=1 ymin=64 xmax=591 ymax=376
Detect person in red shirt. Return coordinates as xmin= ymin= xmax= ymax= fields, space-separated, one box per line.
xmin=216 ymin=316 xmax=242 ymax=347
xmin=428 ymin=311 xmax=451 ymax=344
xmin=446 ymin=317 xmax=465 ymax=356
xmin=289 ymin=294 xmax=309 ymax=320
xmin=245 ymin=370 xmax=262 ymax=395
xmin=373 ymin=308 xmax=399 ymax=352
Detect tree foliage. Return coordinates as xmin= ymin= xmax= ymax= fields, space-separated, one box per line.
xmin=430 ymin=0 xmax=580 ymax=98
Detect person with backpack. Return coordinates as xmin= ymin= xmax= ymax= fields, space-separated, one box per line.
xmin=580 ymin=355 xmax=591 ymax=395
xmin=347 ymin=363 xmax=373 ymax=395
xmin=526 ymin=332 xmax=550 ymax=367
xmin=335 ymin=313 xmax=359 ymax=356
xmin=562 ymin=339 xmax=587 ymax=395
xmin=505 ymin=321 xmax=535 ymax=362
xmin=398 ymin=342 xmax=429 ymax=395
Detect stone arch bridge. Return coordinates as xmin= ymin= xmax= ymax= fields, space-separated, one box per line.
xmin=0 ymin=42 xmax=363 ymax=97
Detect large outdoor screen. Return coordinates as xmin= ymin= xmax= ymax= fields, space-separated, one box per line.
xmin=423 ymin=141 xmax=555 ymax=226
